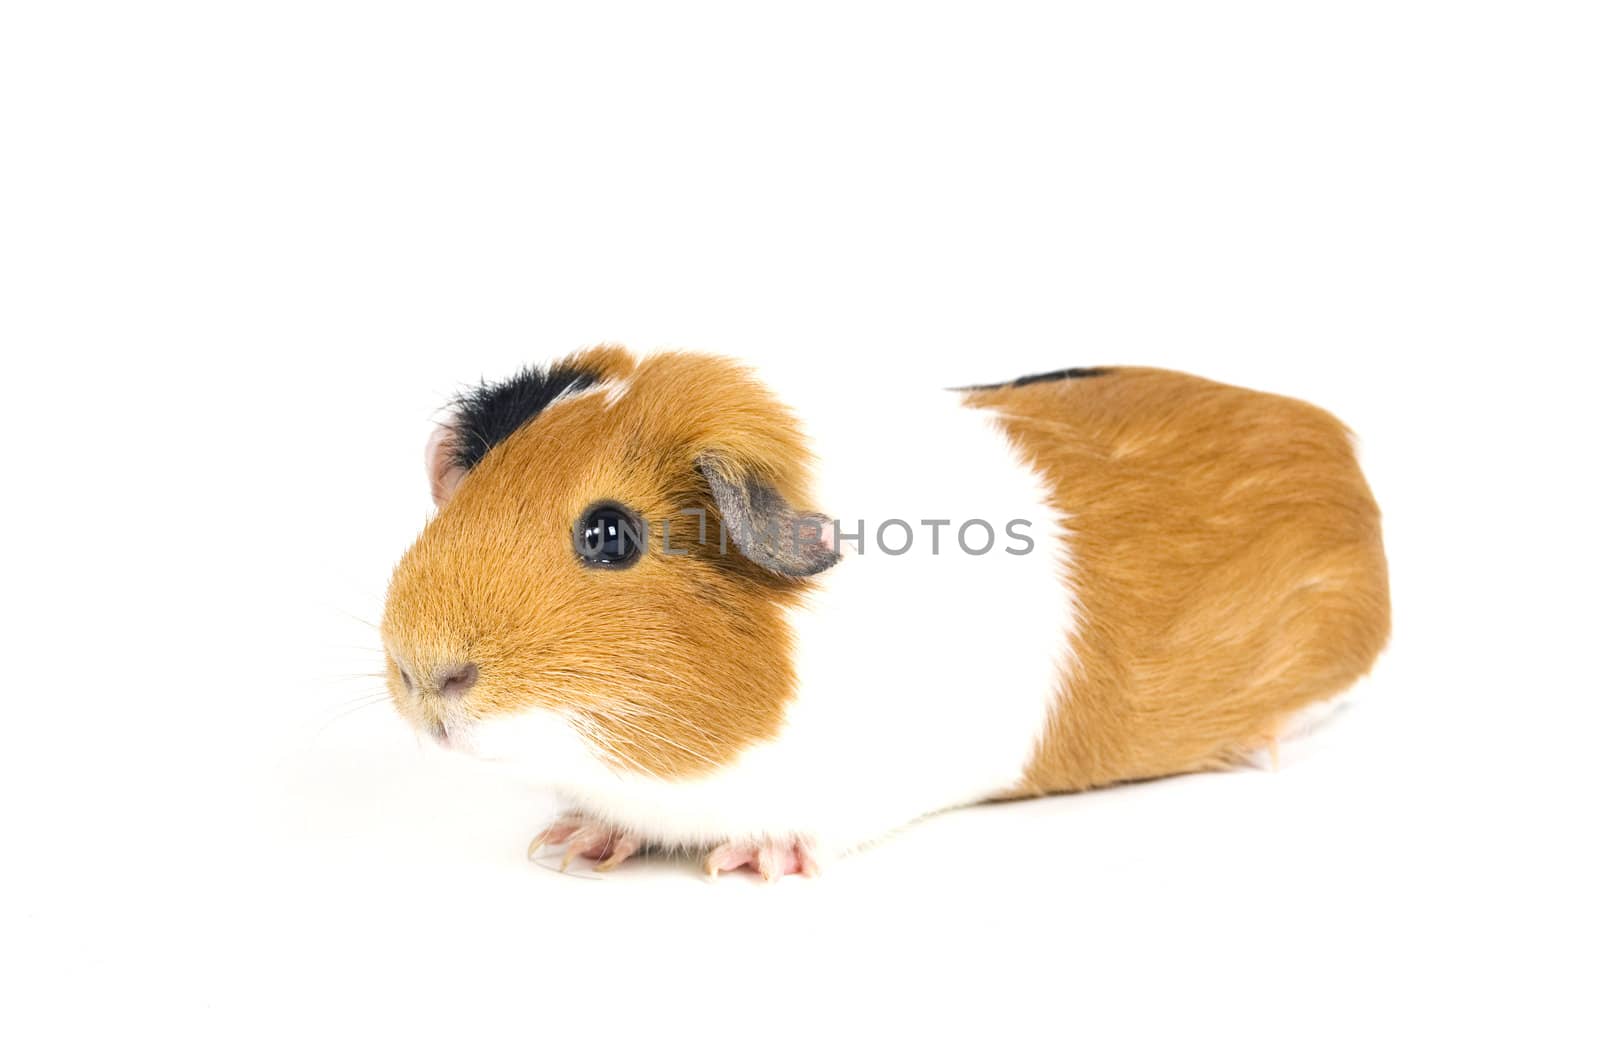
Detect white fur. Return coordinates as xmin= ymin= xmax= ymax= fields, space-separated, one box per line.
xmin=468 ymin=376 xmax=1079 ymax=859
xmin=594 ymin=378 xmax=630 ymax=408
xmin=541 ymin=375 xmax=618 ymax=413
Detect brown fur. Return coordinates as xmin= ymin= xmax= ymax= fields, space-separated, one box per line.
xmin=965 ymin=368 xmax=1391 ymax=794
xmin=382 ymin=347 xmax=823 ymax=777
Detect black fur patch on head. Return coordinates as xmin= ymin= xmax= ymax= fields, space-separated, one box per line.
xmin=960 ymin=366 xmax=1112 ymax=391
xmin=446 ymin=364 xmax=600 ymax=470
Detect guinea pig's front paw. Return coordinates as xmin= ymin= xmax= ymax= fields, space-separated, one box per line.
xmin=527 ymin=813 xmax=642 ymax=873
xmin=703 ymin=838 xmax=820 ymax=881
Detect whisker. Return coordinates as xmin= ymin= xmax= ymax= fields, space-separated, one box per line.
xmin=326 ymin=605 xmax=382 ymax=631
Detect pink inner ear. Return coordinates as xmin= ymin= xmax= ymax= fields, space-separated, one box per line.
xmin=425 ymin=422 xmax=467 ymax=508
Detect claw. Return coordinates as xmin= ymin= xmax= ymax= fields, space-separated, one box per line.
xmin=593 ymin=836 xmax=639 ymax=872
xmin=527 ymin=814 xmax=583 ymax=858
xmin=560 ymin=825 xmax=605 ymax=870
xmin=530 ymin=813 xmax=642 ymax=873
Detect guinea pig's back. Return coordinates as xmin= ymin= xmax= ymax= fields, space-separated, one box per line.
xmin=966 ymin=367 xmax=1391 ymax=794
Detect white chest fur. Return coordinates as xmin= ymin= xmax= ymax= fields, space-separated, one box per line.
xmin=472 ymin=383 xmax=1078 ymax=857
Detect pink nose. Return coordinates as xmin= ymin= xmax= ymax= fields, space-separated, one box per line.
xmin=438 ymin=662 xmax=478 ymax=698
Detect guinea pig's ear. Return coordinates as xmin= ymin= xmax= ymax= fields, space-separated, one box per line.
xmin=425 ymin=421 xmax=468 ymax=508
xmin=697 ymin=454 xmax=840 ymax=579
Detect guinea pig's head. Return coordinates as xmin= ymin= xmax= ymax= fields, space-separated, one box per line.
xmin=380 ymin=346 xmax=838 ymax=782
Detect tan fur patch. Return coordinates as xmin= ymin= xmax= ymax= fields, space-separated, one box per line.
xmin=966 ymin=368 xmax=1391 ymax=794
xmin=382 ymin=347 xmax=820 ymax=778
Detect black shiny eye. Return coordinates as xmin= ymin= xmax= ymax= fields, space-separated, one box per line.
xmin=574 ymin=503 xmax=644 ymax=568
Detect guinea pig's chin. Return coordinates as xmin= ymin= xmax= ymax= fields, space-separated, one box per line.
xmin=459 ymin=707 xmax=597 ymax=779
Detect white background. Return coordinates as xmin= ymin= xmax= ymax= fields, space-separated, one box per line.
xmin=3 ymin=2 xmax=1596 ymax=1060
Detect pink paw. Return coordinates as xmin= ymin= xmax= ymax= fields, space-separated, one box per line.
xmin=703 ymin=838 xmax=820 ymax=881
xmin=527 ymin=813 xmax=642 ymax=873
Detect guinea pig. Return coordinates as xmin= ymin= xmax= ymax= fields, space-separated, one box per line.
xmin=381 ymin=346 xmax=1390 ymax=879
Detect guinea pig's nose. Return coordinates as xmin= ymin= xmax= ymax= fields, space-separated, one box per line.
xmin=436 ymin=662 xmax=479 ymax=698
